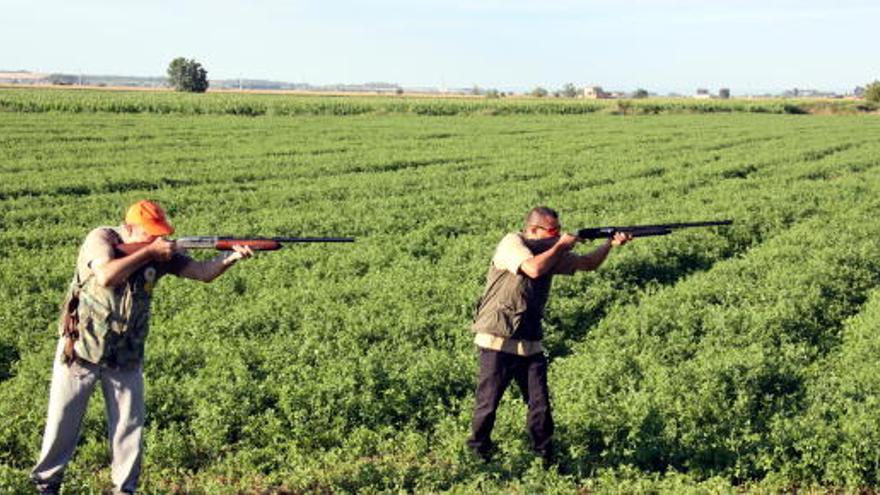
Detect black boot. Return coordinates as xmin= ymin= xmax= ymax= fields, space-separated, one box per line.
xmin=534 ymin=445 xmax=555 ymax=470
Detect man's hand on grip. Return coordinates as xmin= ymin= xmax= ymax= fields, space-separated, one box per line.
xmin=222 ymin=245 xmax=254 ymax=266
xmin=556 ymin=233 xmax=579 ymax=251
xmin=148 ymin=237 xmax=176 ymax=262
xmin=611 ymin=232 xmax=632 ymax=247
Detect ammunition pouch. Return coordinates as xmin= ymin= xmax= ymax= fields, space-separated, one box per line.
xmin=59 ymin=266 xmax=93 ymax=366
xmin=60 ymin=284 xmax=81 ymax=365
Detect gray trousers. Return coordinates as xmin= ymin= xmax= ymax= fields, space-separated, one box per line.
xmin=31 ymin=339 xmax=144 ymax=494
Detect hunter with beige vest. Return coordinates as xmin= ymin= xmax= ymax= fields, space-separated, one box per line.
xmin=31 ymin=200 xmax=253 ymax=495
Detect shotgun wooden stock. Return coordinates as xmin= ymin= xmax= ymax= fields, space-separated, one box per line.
xmin=115 ymin=236 xmax=355 ymax=255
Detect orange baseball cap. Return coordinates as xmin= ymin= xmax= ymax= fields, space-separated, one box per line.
xmin=125 ymin=200 xmax=175 ymax=236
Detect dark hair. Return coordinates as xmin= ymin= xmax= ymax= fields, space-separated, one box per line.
xmin=524 ymin=206 xmax=559 ymax=229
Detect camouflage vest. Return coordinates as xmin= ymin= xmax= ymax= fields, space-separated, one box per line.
xmin=471 ymin=238 xmax=556 ymax=341
xmin=67 ymin=229 xmax=163 ymax=369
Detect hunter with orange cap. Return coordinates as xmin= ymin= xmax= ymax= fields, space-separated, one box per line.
xmin=31 ymin=200 xmax=253 ymax=495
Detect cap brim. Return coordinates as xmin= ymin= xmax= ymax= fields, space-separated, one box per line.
xmin=142 ymin=220 xmax=174 ymax=236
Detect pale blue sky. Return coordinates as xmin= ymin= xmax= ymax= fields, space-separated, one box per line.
xmin=2 ymin=0 xmax=877 ymax=94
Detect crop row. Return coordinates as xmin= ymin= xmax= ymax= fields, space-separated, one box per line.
xmin=2 ymin=88 xmax=876 ymax=118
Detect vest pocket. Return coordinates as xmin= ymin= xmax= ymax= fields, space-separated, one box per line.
xmin=75 ymin=291 xmax=113 ymax=362
xmin=499 ymin=304 xmax=524 ymax=337
xmin=477 ymin=302 xmax=524 ymax=338
xmin=75 ymin=309 xmax=111 ymax=363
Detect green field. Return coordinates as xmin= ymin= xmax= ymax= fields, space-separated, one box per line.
xmin=2 ymin=89 xmax=880 ymax=493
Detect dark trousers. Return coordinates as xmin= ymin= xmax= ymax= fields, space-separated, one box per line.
xmin=467 ymin=349 xmax=554 ymax=457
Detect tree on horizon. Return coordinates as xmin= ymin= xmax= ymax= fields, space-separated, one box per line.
xmin=865 ymin=81 xmax=880 ymax=103
xmin=167 ymin=57 xmax=208 ymax=93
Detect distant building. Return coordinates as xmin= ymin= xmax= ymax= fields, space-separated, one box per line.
xmin=695 ymin=88 xmax=712 ymax=99
xmin=0 ymin=71 xmax=49 ymax=85
xmin=782 ymin=88 xmax=841 ymax=98
xmin=583 ymin=86 xmax=610 ymax=99
xmin=719 ymin=88 xmax=731 ymax=99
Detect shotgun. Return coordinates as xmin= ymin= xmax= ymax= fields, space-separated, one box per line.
xmin=577 ymin=220 xmax=732 ymax=240
xmin=115 ymin=236 xmax=355 ymax=255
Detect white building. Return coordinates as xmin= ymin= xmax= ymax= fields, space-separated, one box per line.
xmin=583 ymin=86 xmax=610 ymax=99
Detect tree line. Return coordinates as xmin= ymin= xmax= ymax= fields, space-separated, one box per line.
xmin=165 ymin=57 xmax=880 ymax=102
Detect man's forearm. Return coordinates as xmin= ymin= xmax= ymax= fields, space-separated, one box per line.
xmin=205 ymin=255 xmax=237 ymax=282
xmin=577 ymin=240 xmax=613 ymax=271
xmin=521 ymin=243 xmax=570 ymax=278
xmin=187 ymin=255 xmax=238 ymax=282
xmin=95 ymin=249 xmax=155 ymax=287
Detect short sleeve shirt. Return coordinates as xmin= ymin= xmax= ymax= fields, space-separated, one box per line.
xmin=76 ymin=226 xmax=190 ymax=283
xmin=491 ymin=233 xmax=578 ymax=276
xmin=474 ymin=233 xmax=578 ymax=356
xmin=77 ymin=227 xmax=118 ymax=282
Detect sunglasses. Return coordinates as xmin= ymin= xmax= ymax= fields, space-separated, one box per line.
xmin=532 ymin=224 xmax=561 ymax=237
